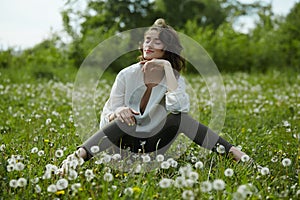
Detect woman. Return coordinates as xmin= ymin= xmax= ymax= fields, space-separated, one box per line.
xmin=60 ymin=18 xmax=245 ymax=173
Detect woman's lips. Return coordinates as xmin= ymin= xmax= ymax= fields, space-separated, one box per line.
xmin=145 ymin=49 xmax=154 ymax=54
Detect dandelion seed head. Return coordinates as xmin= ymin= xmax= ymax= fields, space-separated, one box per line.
xmin=124 ymin=187 xmax=133 ymax=196
xmin=161 ymin=161 xmax=170 ymax=169
xmin=7 ymin=164 xmax=15 ymax=172
xmin=68 ymin=169 xmax=78 ymax=180
xmin=56 ymin=178 xmax=68 ymax=190
xmin=156 ymin=154 xmax=164 ymax=162
xmin=9 ymin=179 xmax=18 ymax=188
xmin=17 ymin=178 xmax=27 ymax=187
xmin=45 ymin=118 xmax=52 ymax=125
xmin=47 ymin=184 xmax=57 ymax=193
xmin=90 ymin=146 xmax=100 ymax=154
xmin=182 ymin=190 xmax=194 ymax=200
xmin=31 ymin=147 xmax=39 ymax=154
xmin=174 ymin=176 xmax=186 ymax=188
xmin=282 ymin=158 xmax=291 ymax=167
xmin=213 ymin=179 xmax=225 ymax=190
xmin=188 ymin=171 xmax=199 ymax=181
xmin=200 ymin=181 xmax=212 ymax=193
xmin=71 ymin=183 xmax=81 ymax=192
xmin=112 ymin=153 xmax=121 ymax=160
xmin=35 ymin=184 xmax=42 ymax=193
xmin=224 ymin=168 xmax=234 ymax=177
xmin=0 ymin=144 xmax=5 ymax=151
xmin=195 ymin=161 xmax=204 ymax=169
xmin=159 ymin=178 xmax=173 ymax=188
xmin=142 ymin=154 xmax=151 ymax=163
xmin=260 ymin=167 xmax=270 ymax=175
xmin=241 ymin=154 xmax=250 ymax=162
xmin=55 ymin=149 xmax=64 ymax=158
xmin=37 ymin=150 xmax=45 ymax=157
xmin=216 ymin=144 xmax=225 ymax=154
xmin=103 ymin=172 xmax=114 ymax=182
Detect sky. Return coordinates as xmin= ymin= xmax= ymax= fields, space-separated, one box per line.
xmin=0 ymin=0 xmax=299 ymax=50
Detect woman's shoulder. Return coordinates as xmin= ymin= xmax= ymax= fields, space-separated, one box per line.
xmin=119 ymin=62 xmax=142 ymax=75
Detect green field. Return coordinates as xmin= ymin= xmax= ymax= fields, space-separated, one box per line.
xmin=0 ymin=67 xmax=299 ymax=199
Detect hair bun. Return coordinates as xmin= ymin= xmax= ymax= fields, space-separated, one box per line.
xmin=154 ymin=18 xmax=167 ymax=28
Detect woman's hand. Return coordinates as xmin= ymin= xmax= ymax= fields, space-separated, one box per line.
xmin=141 ymin=59 xmax=170 ymax=86
xmin=111 ymin=107 xmax=140 ymax=126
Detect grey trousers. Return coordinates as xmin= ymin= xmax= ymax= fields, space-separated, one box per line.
xmin=80 ymin=113 xmax=232 ymax=160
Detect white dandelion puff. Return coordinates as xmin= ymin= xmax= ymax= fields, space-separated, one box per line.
xmin=182 ymin=190 xmax=195 ymax=200
xmin=31 ymin=147 xmax=39 ymax=153
xmin=174 ymin=176 xmax=186 ymax=188
xmin=90 ymin=146 xmax=100 ymax=154
xmin=200 ymin=181 xmax=212 ymax=193
xmin=55 ymin=149 xmax=64 ymax=158
xmin=195 ymin=161 xmax=204 ymax=169
xmin=159 ymin=178 xmax=173 ymax=188
xmin=161 ymin=161 xmax=170 ymax=169
xmin=213 ymin=179 xmax=225 ymax=190
xmin=216 ymin=144 xmax=225 ymax=154
xmin=282 ymin=158 xmax=291 ymax=167
xmin=17 ymin=178 xmax=27 ymax=187
xmin=7 ymin=164 xmax=15 ymax=172
xmin=188 ymin=171 xmax=199 ymax=181
xmin=156 ymin=154 xmax=164 ymax=162
xmin=9 ymin=179 xmax=18 ymax=188
xmin=15 ymin=162 xmax=25 ymax=171
xmin=47 ymin=184 xmax=57 ymax=193
xmin=71 ymin=183 xmax=81 ymax=192
xmin=37 ymin=150 xmax=45 ymax=157
xmin=103 ymin=172 xmax=114 ymax=182
xmin=124 ymin=187 xmax=133 ymax=196
xmin=85 ymin=169 xmax=95 ymax=181
xmin=68 ymin=169 xmax=78 ymax=180
xmin=260 ymin=167 xmax=270 ymax=175
xmin=112 ymin=153 xmax=121 ymax=160
xmin=241 ymin=154 xmax=250 ymax=162
xmin=45 ymin=118 xmax=52 ymax=125
xmin=56 ymin=178 xmax=68 ymax=190
xmin=35 ymin=184 xmax=42 ymax=193
xmin=142 ymin=154 xmax=151 ymax=163
xmin=224 ymin=168 xmax=234 ymax=177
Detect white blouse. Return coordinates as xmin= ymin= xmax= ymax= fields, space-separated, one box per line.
xmin=100 ymin=62 xmax=190 ymax=132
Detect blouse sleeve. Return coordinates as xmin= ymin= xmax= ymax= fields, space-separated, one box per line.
xmin=165 ymin=76 xmax=190 ymax=113
xmin=100 ymin=71 xmax=126 ymax=128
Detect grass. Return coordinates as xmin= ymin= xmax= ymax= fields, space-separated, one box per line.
xmin=0 ymin=66 xmax=299 ymax=199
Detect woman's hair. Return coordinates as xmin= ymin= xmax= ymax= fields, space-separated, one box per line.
xmin=139 ymin=18 xmax=185 ymax=72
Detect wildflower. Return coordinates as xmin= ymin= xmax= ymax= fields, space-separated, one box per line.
xmin=56 ymin=178 xmax=68 ymax=190
xmin=156 ymin=154 xmax=164 ymax=162
xmin=31 ymin=177 xmax=39 ymax=184
xmin=241 ymin=154 xmax=250 ymax=162
xmin=101 ymin=154 xmax=112 ymax=163
xmin=90 ymin=146 xmax=100 ymax=154
xmin=47 ymin=184 xmax=57 ymax=193
xmin=213 ymin=179 xmax=225 ymax=190
xmin=124 ymin=187 xmax=133 ymax=196
xmin=103 ymin=172 xmax=114 ymax=182
xmin=134 ymin=164 xmax=142 ymax=173
xmin=55 ymin=149 xmax=64 ymax=158
xmin=85 ymin=169 xmax=95 ymax=181
xmin=170 ymin=159 xmax=178 ymax=168
xmin=159 ymin=178 xmax=173 ymax=188
xmin=7 ymin=164 xmax=15 ymax=172
xmin=111 ymin=185 xmax=117 ymax=190
xmin=71 ymin=183 xmax=82 ymax=192
xmin=112 ymin=153 xmax=121 ymax=160
xmin=0 ymin=144 xmax=5 ymax=151
xmin=68 ymin=169 xmax=78 ymax=180
xmin=182 ymin=190 xmax=194 ymax=200
xmin=282 ymin=158 xmax=291 ymax=167
xmin=31 ymin=147 xmax=39 ymax=153
xmin=179 ymin=165 xmax=192 ymax=178
xmin=271 ymin=156 xmax=278 ymax=163
xmin=200 ymin=181 xmax=212 ymax=193
xmin=142 ymin=154 xmax=151 ymax=163
xmin=260 ymin=167 xmax=270 ymax=175
xmin=45 ymin=118 xmax=52 ymax=125
xmin=37 ymin=150 xmax=45 ymax=157
xmin=224 ymin=168 xmax=234 ymax=177
xmin=15 ymin=162 xmax=25 ymax=171
xmin=216 ymin=144 xmax=225 ymax=154
xmin=188 ymin=171 xmax=199 ymax=181
xmin=17 ymin=178 xmax=27 ymax=187
xmin=9 ymin=179 xmax=18 ymax=188
xmin=35 ymin=185 xmax=42 ymax=193
xmin=174 ymin=176 xmax=186 ymax=188
xmin=161 ymin=161 xmax=170 ymax=169
xmin=132 ymin=186 xmax=141 ymax=193
xmin=55 ymin=190 xmax=65 ymax=195
xmin=195 ymin=161 xmax=204 ymax=169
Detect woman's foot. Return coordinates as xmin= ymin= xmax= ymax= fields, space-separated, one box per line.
xmin=229 ymin=146 xmax=246 ymax=161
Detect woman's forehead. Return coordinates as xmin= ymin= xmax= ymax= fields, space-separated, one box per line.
xmin=144 ymin=30 xmax=160 ymax=39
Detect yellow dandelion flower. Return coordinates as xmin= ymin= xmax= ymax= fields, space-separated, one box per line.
xmin=55 ymin=190 xmax=65 ymax=195
xmin=44 ymin=139 xmax=50 ymax=143
xmin=132 ymin=187 xmax=141 ymax=193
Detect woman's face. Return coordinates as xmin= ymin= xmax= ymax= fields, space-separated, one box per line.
xmin=143 ymin=30 xmax=165 ymax=60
